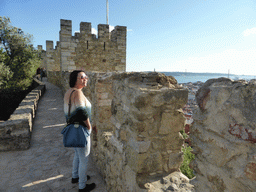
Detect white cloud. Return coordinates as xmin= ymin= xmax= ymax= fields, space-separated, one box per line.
xmin=91 ymin=26 xmax=114 ymax=35
xmin=92 ymin=28 xmax=97 ymax=35
xmin=75 ymin=29 xmax=97 ymax=35
xmin=76 ymin=26 xmax=127 ymax=35
xmin=109 ymin=25 xmax=114 ymax=32
xmin=243 ymin=27 xmax=256 ymax=36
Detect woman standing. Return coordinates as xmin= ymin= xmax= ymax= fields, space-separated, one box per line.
xmin=63 ymin=70 xmax=96 ymax=192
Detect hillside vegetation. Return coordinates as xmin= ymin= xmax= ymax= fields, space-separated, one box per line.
xmin=0 ymin=16 xmax=41 ymax=120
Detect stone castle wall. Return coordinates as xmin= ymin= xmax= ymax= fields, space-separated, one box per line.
xmin=190 ymin=78 xmax=256 ymax=192
xmin=41 ymin=19 xmax=126 ymax=80
xmin=61 ymin=71 xmax=189 ymax=191
xmin=0 ymin=78 xmax=45 ymax=151
xmin=92 ymin=72 xmax=188 ymax=191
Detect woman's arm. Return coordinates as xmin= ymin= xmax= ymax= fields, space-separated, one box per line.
xmin=74 ymin=90 xmax=92 ymax=131
xmin=84 ymin=118 xmax=92 ymax=130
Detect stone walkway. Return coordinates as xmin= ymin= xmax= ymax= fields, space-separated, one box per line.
xmin=0 ymin=79 xmax=107 ymax=192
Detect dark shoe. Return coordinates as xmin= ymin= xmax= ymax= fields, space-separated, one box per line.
xmin=72 ymin=177 xmax=79 ymax=183
xmin=72 ymin=175 xmax=91 ymax=183
xmin=79 ymin=183 xmax=96 ymax=192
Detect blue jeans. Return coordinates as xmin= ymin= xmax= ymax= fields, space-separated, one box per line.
xmin=72 ymin=147 xmax=89 ymax=189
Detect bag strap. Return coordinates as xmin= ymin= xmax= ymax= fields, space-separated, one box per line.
xmin=68 ymin=90 xmax=76 ymax=117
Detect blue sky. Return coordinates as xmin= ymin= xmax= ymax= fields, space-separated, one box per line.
xmin=2 ymin=0 xmax=256 ymax=75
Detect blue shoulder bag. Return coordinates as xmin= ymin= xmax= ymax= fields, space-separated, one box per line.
xmin=61 ymin=90 xmax=90 ymax=147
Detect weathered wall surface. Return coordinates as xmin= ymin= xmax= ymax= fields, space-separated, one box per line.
xmin=190 ymin=78 xmax=256 ymax=192
xmin=86 ymin=72 xmax=188 ymax=191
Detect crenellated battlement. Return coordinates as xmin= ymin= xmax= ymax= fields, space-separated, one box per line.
xmin=46 ymin=40 xmax=53 ymax=50
xmin=80 ymin=22 xmax=91 ymax=34
xmin=59 ymin=19 xmax=126 ymax=42
xmin=98 ymin=24 xmax=109 ymax=39
xmin=60 ymin=19 xmax=72 ymax=35
xmin=40 ymin=19 xmax=126 ymax=76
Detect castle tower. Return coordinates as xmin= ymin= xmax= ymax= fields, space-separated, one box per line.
xmin=59 ymin=19 xmax=76 ymax=72
xmin=43 ymin=19 xmax=127 ymax=78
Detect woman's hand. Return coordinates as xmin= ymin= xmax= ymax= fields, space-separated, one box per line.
xmin=92 ymin=125 xmax=97 ymax=134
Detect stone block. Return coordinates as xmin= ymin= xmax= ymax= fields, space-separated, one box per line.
xmin=168 ymin=152 xmax=183 ymax=171
xmin=123 ymin=165 xmax=145 ymax=192
xmin=128 ymin=137 xmax=151 ymax=153
xmin=118 ymin=46 xmax=126 ymax=50
xmin=151 ymin=93 xmax=165 ymax=107
xmin=19 ymin=99 xmax=35 ymax=107
xmin=119 ymin=130 xmax=127 ymax=141
xmin=61 ymin=51 xmax=70 ymax=56
xmin=98 ymin=99 xmax=112 ymax=106
xmin=126 ymin=146 xmax=147 ymax=173
xmin=13 ymin=105 xmax=34 ymax=118
xmin=126 ymin=145 xmax=163 ymax=174
xmin=159 ymin=112 xmax=185 ymax=135
xmin=98 ymin=107 xmax=112 ymax=124
xmin=98 ymin=92 xmax=109 ymax=100
xmin=110 ymin=116 xmax=121 ymax=129
xmin=61 ymin=56 xmax=67 ymax=61
xmin=67 ymin=65 xmax=76 ymax=71
xmin=96 ymin=83 xmax=108 ymax=93
xmin=109 ymin=136 xmax=123 ymax=153
xmin=245 ymin=162 xmax=256 ymax=181
xmin=69 ymin=61 xmax=75 ymax=65
xmin=60 ymin=42 xmax=70 ymax=49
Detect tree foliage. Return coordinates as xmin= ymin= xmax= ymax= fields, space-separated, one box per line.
xmin=0 ymin=16 xmax=41 ymax=92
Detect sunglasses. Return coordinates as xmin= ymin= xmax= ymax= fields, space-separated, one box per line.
xmin=80 ymin=75 xmax=88 ymax=79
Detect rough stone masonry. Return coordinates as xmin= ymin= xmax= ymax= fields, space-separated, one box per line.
xmin=190 ymin=78 xmax=256 ymax=192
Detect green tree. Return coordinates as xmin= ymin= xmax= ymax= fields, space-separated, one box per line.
xmin=0 ymin=16 xmax=41 ymax=92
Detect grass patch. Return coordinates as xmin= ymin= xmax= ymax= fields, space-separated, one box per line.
xmin=180 ymin=130 xmax=188 ymax=139
xmin=180 ymin=145 xmax=195 ymax=179
xmin=179 ymin=130 xmax=195 ymax=179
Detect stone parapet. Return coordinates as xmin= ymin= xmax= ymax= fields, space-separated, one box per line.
xmin=98 ymin=24 xmax=110 ymax=39
xmin=0 ymin=78 xmax=45 ymax=151
xmin=80 ymin=22 xmax=91 ymax=34
xmin=87 ymin=72 xmax=188 ymax=191
xmin=190 ymin=78 xmax=256 ymax=191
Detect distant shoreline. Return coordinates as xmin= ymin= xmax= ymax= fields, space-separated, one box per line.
xmin=152 ymin=71 xmax=255 ymax=84
xmin=144 ymin=71 xmax=253 ymax=76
